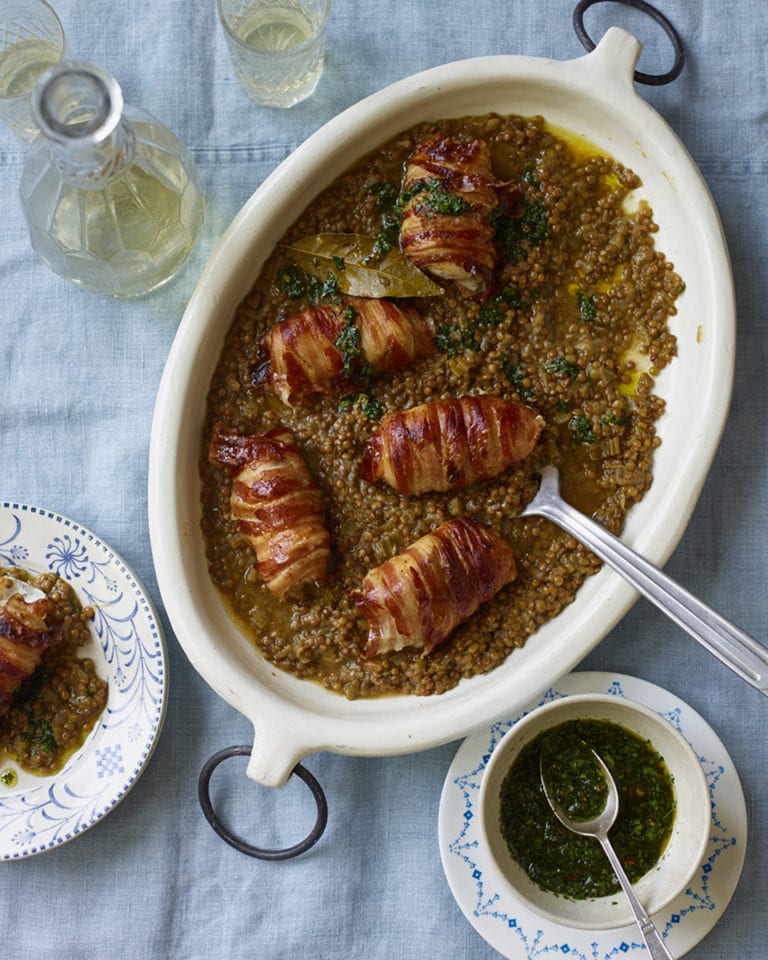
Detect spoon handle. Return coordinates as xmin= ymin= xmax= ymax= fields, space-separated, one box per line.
xmin=597 ymin=835 xmax=675 ymax=960
xmin=522 ymin=466 xmax=768 ymax=694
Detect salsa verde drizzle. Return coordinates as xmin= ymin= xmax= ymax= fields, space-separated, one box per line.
xmin=498 ymin=718 xmax=676 ymax=899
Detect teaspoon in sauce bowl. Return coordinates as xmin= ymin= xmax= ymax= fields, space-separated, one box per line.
xmin=540 ymin=750 xmax=675 ymax=959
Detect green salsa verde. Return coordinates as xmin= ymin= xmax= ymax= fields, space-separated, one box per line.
xmin=498 ymin=718 xmax=676 ymax=899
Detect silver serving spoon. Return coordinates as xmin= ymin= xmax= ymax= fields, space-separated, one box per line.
xmin=521 ymin=465 xmax=768 ymax=695
xmin=540 ymin=750 xmax=674 ymax=959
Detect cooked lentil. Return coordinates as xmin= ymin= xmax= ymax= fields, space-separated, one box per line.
xmin=0 ymin=567 xmax=107 ymax=775
xmin=200 ymin=114 xmax=681 ymax=700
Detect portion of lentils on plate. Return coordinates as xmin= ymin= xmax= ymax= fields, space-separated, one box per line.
xmin=0 ymin=567 xmax=107 ymax=775
xmin=200 ymin=113 xmax=682 ymax=700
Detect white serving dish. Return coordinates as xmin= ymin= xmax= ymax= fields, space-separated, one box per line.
xmin=148 ymin=27 xmax=734 ymax=786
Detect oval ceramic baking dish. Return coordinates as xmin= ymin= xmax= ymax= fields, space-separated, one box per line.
xmin=148 ymin=27 xmax=734 ymax=786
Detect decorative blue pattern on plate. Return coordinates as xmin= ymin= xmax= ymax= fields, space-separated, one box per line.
xmin=438 ymin=672 xmax=746 ymax=959
xmin=0 ymin=503 xmax=167 ymax=860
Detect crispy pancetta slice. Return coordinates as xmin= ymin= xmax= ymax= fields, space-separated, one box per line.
xmin=361 ymin=395 xmax=544 ymax=495
xmin=209 ymin=425 xmax=330 ymax=599
xmin=349 ymin=516 xmax=516 ymax=656
xmin=399 ymin=136 xmax=500 ymax=297
xmin=259 ymin=297 xmax=435 ymax=406
xmin=0 ymin=578 xmax=63 ymax=717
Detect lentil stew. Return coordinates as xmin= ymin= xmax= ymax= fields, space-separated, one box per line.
xmin=0 ymin=567 xmax=107 ymax=776
xmin=200 ymin=113 xmax=681 ymax=700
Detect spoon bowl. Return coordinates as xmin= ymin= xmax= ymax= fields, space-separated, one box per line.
xmin=540 ymin=748 xmax=619 ymax=838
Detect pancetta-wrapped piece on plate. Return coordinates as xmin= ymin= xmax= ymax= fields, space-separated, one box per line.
xmin=0 ymin=578 xmax=63 ymax=717
xmin=259 ymin=296 xmax=435 ymax=406
xmin=361 ymin=395 xmax=544 ymax=495
xmin=399 ymin=136 xmax=500 ymax=297
xmin=209 ymin=424 xmax=330 ymax=599
xmin=349 ymin=516 xmax=517 ymax=657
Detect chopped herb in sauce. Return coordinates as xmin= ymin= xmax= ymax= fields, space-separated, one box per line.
xmin=277 ymin=264 xmax=306 ymax=299
xmin=569 ymin=413 xmax=597 ymax=444
xmin=601 ymin=413 xmax=631 ymax=428
xmin=0 ymin=768 xmax=17 ymax=787
xmin=371 ymin=182 xmax=398 ymax=209
xmin=435 ymin=321 xmax=478 ymax=357
xmin=577 ymin=291 xmax=598 ymax=324
xmin=333 ymin=305 xmax=381 ymax=417
xmin=405 ymin=177 xmax=472 ymax=216
xmin=498 ymin=718 xmax=676 ymax=899
xmin=501 ymin=358 xmax=536 ymax=402
xmin=335 ymin=304 xmax=366 ymax=377
xmin=492 ymin=195 xmax=549 ymax=264
xmin=367 ymin=181 xmax=403 ymax=260
xmin=277 ymin=263 xmax=342 ymax=304
xmin=338 ymin=391 xmax=383 ymax=419
xmin=545 ymin=357 xmax=579 ymax=379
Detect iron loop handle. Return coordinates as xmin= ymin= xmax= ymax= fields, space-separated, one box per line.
xmin=573 ymin=0 xmax=685 ymax=85
xmin=198 ymin=744 xmax=328 ymax=860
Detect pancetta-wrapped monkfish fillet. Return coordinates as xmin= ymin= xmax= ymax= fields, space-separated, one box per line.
xmin=361 ymin=395 xmax=544 ymax=496
xmin=400 ymin=136 xmax=501 ymax=297
xmin=349 ymin=516 xmax=517 ymax=657
xmin=0 ymin=578 xmax=63 ymax=717
xmin=209 ymin=425 xmax=330 ymax=599
xmin=260 ymin=297 xmax=435 ymax=407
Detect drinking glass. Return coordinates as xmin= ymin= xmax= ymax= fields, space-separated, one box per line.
xmin=217 ymin=0 xmax=330 ymax=109
xmin=0 ymin=0 xmax=67 ymax=142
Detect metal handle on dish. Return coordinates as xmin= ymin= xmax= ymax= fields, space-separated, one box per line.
xmin=521 ymin=466 xmax=768 ymax=695
xmin=198 ymin=745 xmax=328 ymax=859
xmin=573 ymin=0 xmax=685 ymax=86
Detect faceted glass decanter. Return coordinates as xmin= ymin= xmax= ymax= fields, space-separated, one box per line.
xmin=20 ymin=60 xmax=204 ymax=297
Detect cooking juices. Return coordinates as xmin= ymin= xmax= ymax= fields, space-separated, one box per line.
xmin=498 ymin=718 xmax=676 ymax=898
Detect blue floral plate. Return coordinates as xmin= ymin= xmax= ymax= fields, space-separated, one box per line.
xmin=0 ymin=502 xmax=167 ymax=859
xmin=438 ymin=671 xmax=746 ymax=959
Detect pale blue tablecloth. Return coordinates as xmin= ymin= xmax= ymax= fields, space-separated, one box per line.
xmin=1 ymin=1 xmax=767 ymax=957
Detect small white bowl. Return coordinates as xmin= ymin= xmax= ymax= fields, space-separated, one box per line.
xmin=477 ymin=693 xmax=711 ymax=930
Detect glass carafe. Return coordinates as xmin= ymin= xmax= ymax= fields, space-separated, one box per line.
xmin=20 ymin=61 xmax=204 ymax=297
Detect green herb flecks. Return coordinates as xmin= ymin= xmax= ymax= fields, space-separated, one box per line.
xmin=338 ymin=391 xmax=383 ymax=419
xmin=333 ymin=305 xmax=382 ymax=417
xmin=371 ymin=182 xmax=398 ymax=209
xmin=435 ymin=322 xmax=479 ymax=357
xmin=601 ymin=413 xmax=631 ymax=428
xmin=501 ymin=359 xmax=536 ymax=402
xmin=577 ymin=291 xmax=598 ymax=324
xmin=23 ymin=717 xmax=57 ymax=756
xmin=369 ymin=181 xmax=403 ymax=260
xmin=492 ymin=195 xmax=549 ymax=265
xmin=277 ymin=264 xmax=306 ymax=299
xmin=277 ymin=263 xmax=342 ymax=305
xmin=569 ymin=414 xmax=596 ymax=444
xmin=544 ymin=357 xmax=579 ymax=379
xmin=405 ymin=177 xmax=473 ymax=217
xmin=335 ymin=304 xmax=368 ymax=378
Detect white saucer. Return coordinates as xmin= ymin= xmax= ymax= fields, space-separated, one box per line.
xmin=438 ymin=671 xmax=746 ymax=958
xmin=0 ymin=502 xmax=168 ymax=859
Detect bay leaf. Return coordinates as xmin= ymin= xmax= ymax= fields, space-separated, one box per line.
xmin=281 ymin=233 xmax=444 ymax=298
